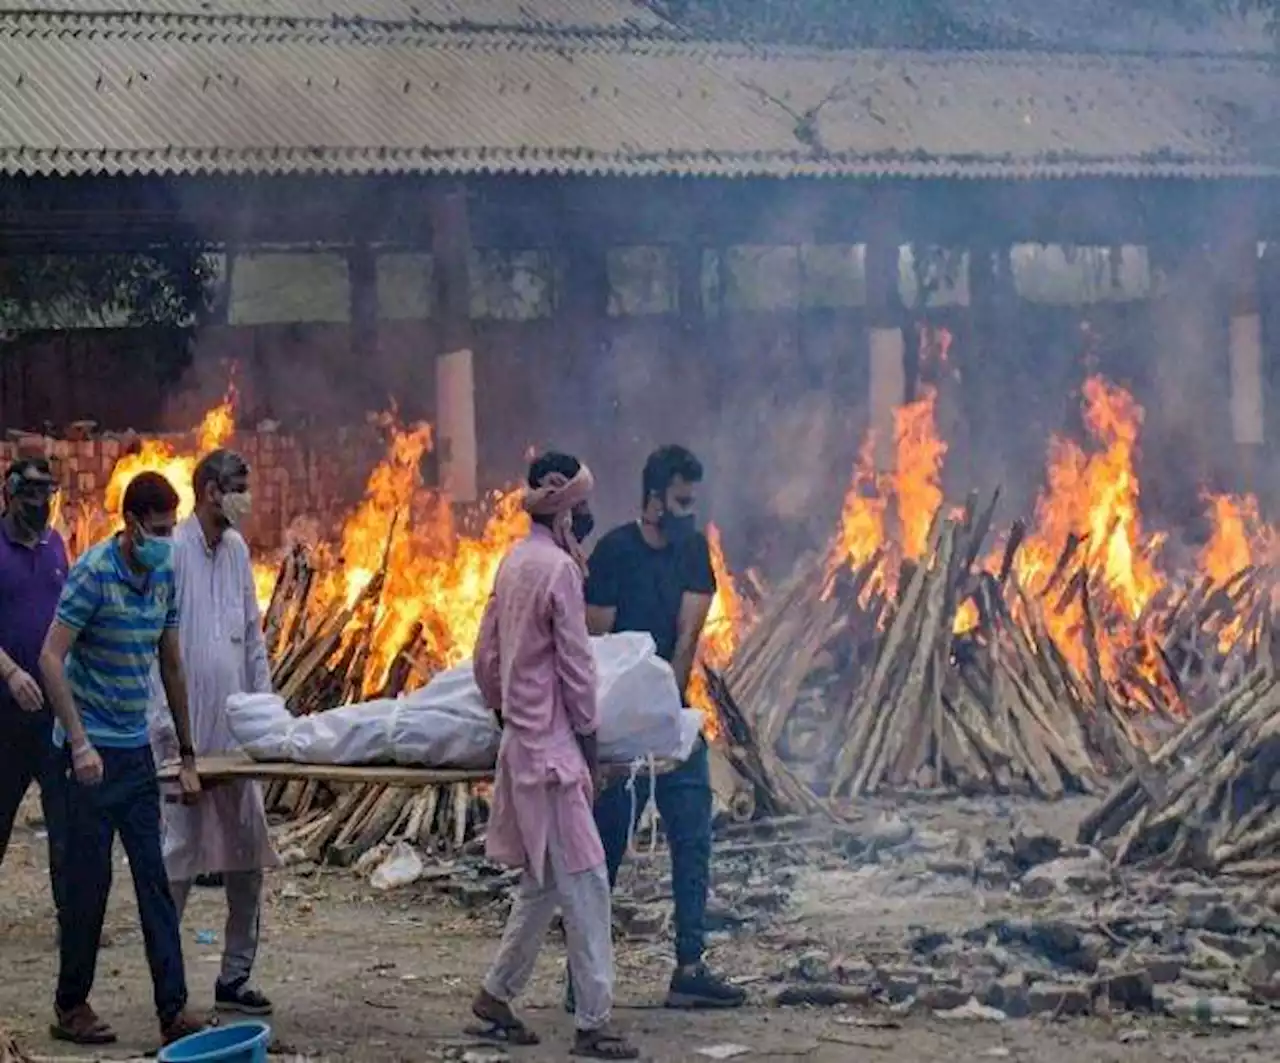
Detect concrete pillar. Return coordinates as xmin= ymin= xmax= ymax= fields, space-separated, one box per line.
xmin=1148 ymin=242 xmax=1224 ymax=506
xmin=1228 ymin=242 xmax=1263 ymax=494
xmin=426 ymin=182 xmax=477 ymax=502
xmin=865 ymin=234 xmax=905 ymax=474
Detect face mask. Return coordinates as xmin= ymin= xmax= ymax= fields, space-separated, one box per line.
xmin=220 ymin=490 xmax=253 ymax=528
xmin=132 ymin=529 xmax=173 ymax=571
xmin=659 ymin=511 xmax=696 ymax=545
xmin=10 ymin=497 xmax=50 ymax=538
xmin=571 ymin=510 xmax=595 ymax=543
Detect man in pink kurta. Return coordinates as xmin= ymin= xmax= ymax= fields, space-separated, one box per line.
xmin=469 ymin=453 xmax=638 ymax=1061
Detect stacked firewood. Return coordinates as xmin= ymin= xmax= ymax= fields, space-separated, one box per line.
xmin=256 ymin=533 xmax=489 ymax=865
xmin=270 ymin=776 xmax=485 ymax=868
xmin=1126 ymin=565 xmax=1276 ymax=715
xmin=709 ymin=493 xmax=1276 ymax=810
xmin=263 ymin=528 xmax=439 ymax=713
xmin=249 ymin=494 xmax=1278 ymax=859
xmin=712 ymin=497 xmax=1112 ymax=804
xmin=1079 ymin=669 xmax=1280 ymax=875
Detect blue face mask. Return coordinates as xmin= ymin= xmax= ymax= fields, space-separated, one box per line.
xmin=132 ymin=529 xmax=173 ymax=571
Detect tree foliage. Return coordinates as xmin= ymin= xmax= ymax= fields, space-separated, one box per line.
xmin=0 ymin=249 xmax=214 ymax=335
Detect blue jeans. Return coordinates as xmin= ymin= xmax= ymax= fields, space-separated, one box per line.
xmin=55 ymin=745 xmax=188 ymax=1025
xmin=595 ymin=737 xmax=712 ymax=967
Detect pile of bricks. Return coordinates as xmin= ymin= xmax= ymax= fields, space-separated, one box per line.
xmin=0 ymin=433 xmax=123 ymax=500
xmin=0 ymin=425 xmax=385 ymax=552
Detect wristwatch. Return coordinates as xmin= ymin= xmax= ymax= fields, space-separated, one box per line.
xmin=179 ymin=745 xmax=196 ymax=761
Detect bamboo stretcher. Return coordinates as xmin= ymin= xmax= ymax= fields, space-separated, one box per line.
xmin=157 ymin=753 xmax=676 ymax=787
xmin=157 ymin=755 xmax=679 ymax=863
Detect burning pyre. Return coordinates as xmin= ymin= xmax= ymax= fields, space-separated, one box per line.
xmin=45 ymin=332 xmax=1280 ymax=816
xmin=709 ymin=327 xmax=1278 ymax=811
xmin=50 ymin=392 xmax=747 ymax=737
xmin=834 ymin=330 xmax=1276 ymax=710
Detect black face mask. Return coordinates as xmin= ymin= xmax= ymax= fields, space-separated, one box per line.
xmin=659 ymin=511 xmax=696 ymax=545
xmin=9 ymin=498 xmax=50 ymax=539
xmin=571 ymin=511 xmax=595 ymax=543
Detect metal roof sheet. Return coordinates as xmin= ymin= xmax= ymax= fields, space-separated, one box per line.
xmin=2 ymin=0 xmax=671 ymax=33
xmin=0 ymin=11 xmax=1274 ymax=180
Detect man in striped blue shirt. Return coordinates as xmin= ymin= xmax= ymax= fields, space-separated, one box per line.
xmin=39 ymin=472 xmax=205 ymax=1048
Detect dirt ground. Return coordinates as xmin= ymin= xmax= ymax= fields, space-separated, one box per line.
xmin=0 ymin=794 xmax=1273 ymax=1063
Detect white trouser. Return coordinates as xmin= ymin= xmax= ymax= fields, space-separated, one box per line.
xmin=169 ymin=870 xmax=263 ymax=988
xmin=483 ymin=830 xmax=614 ymax=1031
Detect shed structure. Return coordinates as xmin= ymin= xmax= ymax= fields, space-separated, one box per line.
xmin=1 ymin=0 xmax=1277 ymax=524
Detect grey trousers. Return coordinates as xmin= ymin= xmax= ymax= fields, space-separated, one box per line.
xmin=483 ymin=832 xmax=614 ymax=1031
xmin=169 ymin=869 xmax=263 ymax=988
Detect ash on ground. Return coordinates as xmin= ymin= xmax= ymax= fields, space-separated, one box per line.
xmin=359 ymin=795 xmax=1280 ymax=1034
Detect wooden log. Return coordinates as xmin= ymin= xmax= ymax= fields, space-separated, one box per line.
xmin=1079 ymin=672 xmax=1267 ymax=844
xmin=330 ymin=787 xmax=413 ymax=867
xmin=416 ymin=786 xmax=443 ymax=847
xmin=827 ymin=522 xmax=940 ymax=796
xmin=305 ymin=784 xmax=372 ymax=862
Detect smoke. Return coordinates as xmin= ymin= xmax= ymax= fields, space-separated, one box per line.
xmin=131 ymin=0 xmax=1280 ymax=578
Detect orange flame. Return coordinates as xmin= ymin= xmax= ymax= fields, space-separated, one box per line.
xmin=104 ymin=390 xmax=238 ymax=527
xmin=830 ymin=352 xmax=1187 ymax=695
xmin=686 ymin=523 xmax=745 ymax=739
xmin=1200 ymin=492 xmax=1276 ymax=585
xmin=58 ymin=386 xmax=239 ymax=560
xmin=301 ymin=415 xmax=530 ymax=693
xmin=893 ymin=386 xmax=947 ymax=560
xmin=836 ymin=434 xmax=888 ymax=572
xmin=835 ymin=328 xmax=950 ymax=588
xmin=1009 ymin=376 xmax=1165 ymax=680
xmin=73 ymin=392 xmax=755 ymax=726
xmin=1199 ymin=492 xmax=1278 ymax=653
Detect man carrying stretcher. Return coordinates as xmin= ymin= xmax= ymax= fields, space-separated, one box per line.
xmin=468 ymin=452 xmax=639 ymax=1060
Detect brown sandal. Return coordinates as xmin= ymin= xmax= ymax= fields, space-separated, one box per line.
xmin=160 ymin=1010 xmax=207 ymax=1046
xmin=51 ymin=1003 xmax=117 ymax=1046
xmin=467 ymin=995 xmax=540 ymax=1046
xmin=572 ymin=1027 xmax=640 ymax=1060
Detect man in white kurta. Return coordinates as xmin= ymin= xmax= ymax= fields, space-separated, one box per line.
xmin=150 ymin=450 xmax=278 ymax=1015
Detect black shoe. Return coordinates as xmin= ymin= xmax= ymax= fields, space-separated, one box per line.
xmin=665 ymin=963 xmax=747 ymax=1009
xmin=214 ymin=979 xmax=273 ymax=1016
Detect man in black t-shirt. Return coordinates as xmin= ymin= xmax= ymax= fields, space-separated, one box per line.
xmin=578 ymin=445 xmax=745 ymax=1010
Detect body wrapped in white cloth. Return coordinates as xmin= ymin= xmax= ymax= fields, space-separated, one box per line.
xmin=224 ymin=632 xmax=702 ymax=769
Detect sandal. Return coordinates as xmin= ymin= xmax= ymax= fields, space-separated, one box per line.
xmin=160 ymin=1009 xmax=208 ymax=1046
xmin=466 ymin=1000 xmax=540 ymax=1046
xmin=51 ymin=1003 xmax=117 ymax=1046
xmin=572 ymin=1027 xmax=640 ymax=1060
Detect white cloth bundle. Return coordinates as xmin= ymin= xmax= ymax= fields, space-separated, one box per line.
xmin=225 ymin=633 xmax=701 ymax=768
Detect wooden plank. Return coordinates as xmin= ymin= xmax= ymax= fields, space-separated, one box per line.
xmin=158 ymin=753 xmax=674 ymax=787
xmin=158 ymin=755 xmax=491 ymax=787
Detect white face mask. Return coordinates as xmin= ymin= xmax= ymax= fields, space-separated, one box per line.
xmin=220 ymin=490 xmax=253 ymax=527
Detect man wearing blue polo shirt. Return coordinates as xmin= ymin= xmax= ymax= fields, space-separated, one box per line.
xmin=39 ymin=471 xmax=205 ymax=1047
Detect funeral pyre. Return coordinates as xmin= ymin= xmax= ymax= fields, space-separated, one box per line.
xmin=39 ymin=386 xmax=745 ymax=865
xmin=711 ymin=330 xmax=1278 ymax=823
xmin=708 ymin=329 xmax=1280 ymax=891
xmin=37 ymin=327 xmax=1280 ymax=867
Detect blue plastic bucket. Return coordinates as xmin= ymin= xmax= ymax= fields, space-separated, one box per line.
xmin=157 ymin=1021 xmax=271 ymax=1063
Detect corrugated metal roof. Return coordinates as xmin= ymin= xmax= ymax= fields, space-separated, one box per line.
xmin=3 ymin=0 xmax=672 ymax=33
xmin=0 ymin=10 xmax=1274 ymax=180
